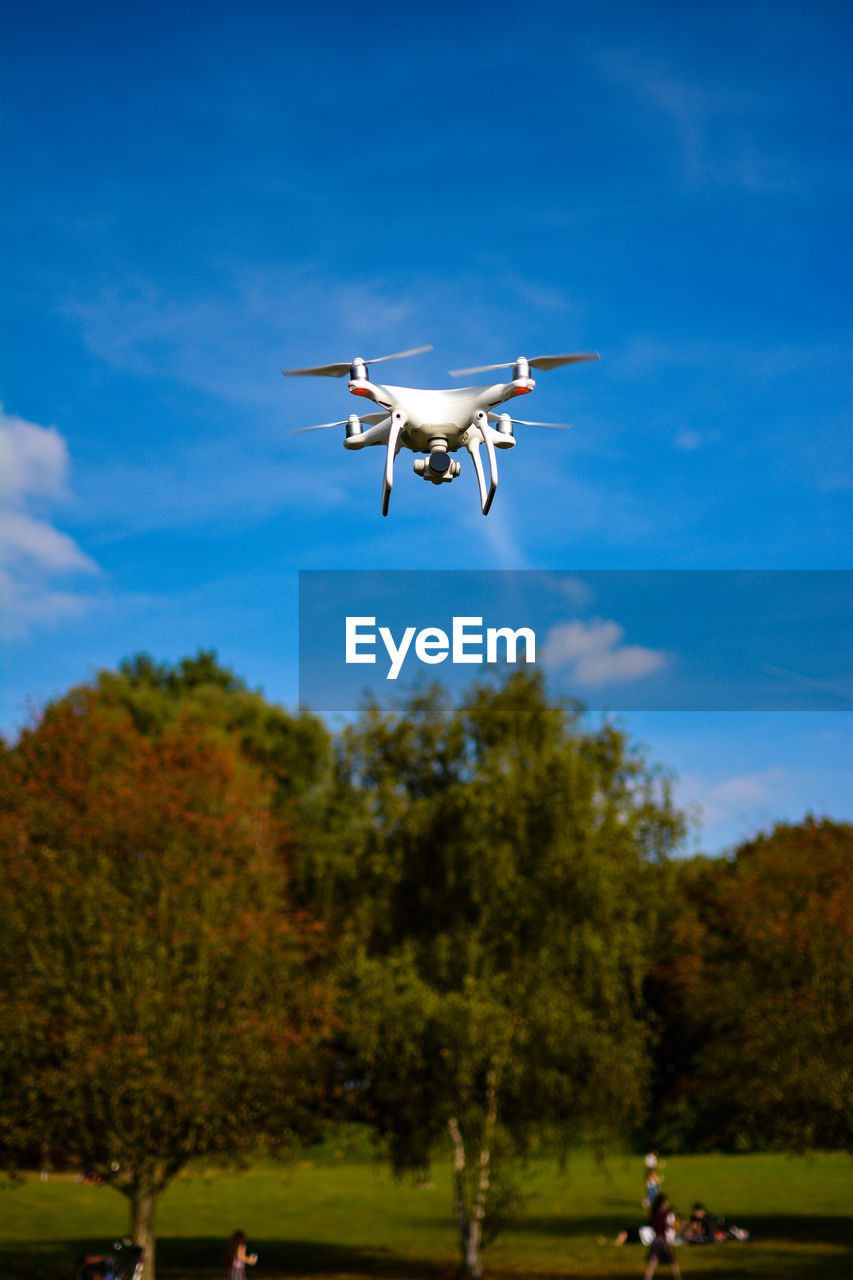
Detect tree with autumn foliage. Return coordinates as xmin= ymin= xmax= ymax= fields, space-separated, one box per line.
xmin=0 ymin=682 xmax=333 ymax=1279
xmin=96 ymin=649 xmax=333 ymax=817
xmin=646 ymin=818 xmax=853 ymax=1152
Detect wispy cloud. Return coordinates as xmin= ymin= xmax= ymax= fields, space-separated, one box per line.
xmin=541 ymin=617 xmax=668 ymax=687
xmin=680 ymin=766 xmax=793 ymax=848
xmin=614 ymin=335 xmax=853 ymax=383
xmin=0 ymin=408 xmax=100 ymax=638
xmin=674 ymin=427 xmax=719 ymax=451
xmin=542 ymin=574 xmax=594 ymax=608
xmin=596 ymin=47 xmax=801 ymax=193
xmin=63 ymin=271 xmax=431 ymax=410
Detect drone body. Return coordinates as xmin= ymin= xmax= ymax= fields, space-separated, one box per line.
xmin=283 ymin=346 xmax=598 ymax=515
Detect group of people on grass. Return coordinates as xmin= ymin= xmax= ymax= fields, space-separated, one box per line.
xmin=600 ymin=1150 xmax=750 ymax=1277
xmin=632 ymin=1193 xmax=748 ymax=1279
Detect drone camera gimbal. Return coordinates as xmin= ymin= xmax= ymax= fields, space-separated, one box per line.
xmin=413 ymin=443 xmax=462 ymax=485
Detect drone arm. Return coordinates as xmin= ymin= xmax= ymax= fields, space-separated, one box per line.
xmin=343 ymin=416 xmax=391 ymax=449
xmin=381 ymin=410 xmax=406 ymax=516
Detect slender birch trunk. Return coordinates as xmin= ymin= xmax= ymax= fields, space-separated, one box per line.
xmin=467 ymin=1065 xmax=498 ymax=1273
xmin=448 ymin=1063 xmax=501 ymax=1279
xmin=448 ymin=1115 xmax=473 ymax=1271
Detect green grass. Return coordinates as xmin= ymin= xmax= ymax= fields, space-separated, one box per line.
xmin=1 ymin=1150 xmax=851 ymax=1280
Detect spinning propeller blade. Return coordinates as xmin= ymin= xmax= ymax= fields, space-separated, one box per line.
xmin=529 ymin=353 xmax=599 ymax=372
xmin=282 ymin=345 xmax=432 ymax=378
xmin=488 ymin=413 xmax=574 ymax=430
xmin=449 ymin=352 xmax=599 ymax=376
xmin=289 ymin=419 xmax=348 ymax=434
xmin=289 ymin=412 xmax=388 ymax=434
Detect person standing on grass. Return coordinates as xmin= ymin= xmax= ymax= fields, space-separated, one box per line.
xmin=643 ymin=1149 xmax=665 ymax=1206
xmin=224 ymin=1231 xmax=257 ymax=1280
xmin=643 ymin=1193 xmax=682 ymax=1280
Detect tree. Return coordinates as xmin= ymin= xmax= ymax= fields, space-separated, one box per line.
xmin=0 ymin=684 xmax=332 ymax=1279
xmin=98 ymin=649 xmax=332 ymax=810
xmin=646 ymin=818 xmax=853 ymax=1152
xmin=307 ymin=672 xmax=685 ymax=1277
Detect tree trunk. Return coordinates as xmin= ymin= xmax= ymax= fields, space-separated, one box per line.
xmin=130 ymin=1170 xmax=158 ymax=1280
xmin=468 ymin=1065 xmax=498 ymax=1274
xmin=448 ymin=1114 xmax=489 ymax=1279
xmin=448 ymin=1063 xmax=501 ymax=1278
xmin=448 ymin=1117 xmax=477 ymax=1276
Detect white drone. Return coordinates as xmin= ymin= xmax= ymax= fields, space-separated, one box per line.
xmin=283 ymin=345 xmax=598 ymax=515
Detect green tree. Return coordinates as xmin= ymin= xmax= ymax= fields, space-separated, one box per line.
xmin=0 ymin=684 xmax=332 ymax=1279
xmin=647 ymin=818 xmax=853 ymax=1152
xmin=98 ymin=649 xmax=332 ymax=808
xmin=308 ymin=672 xmax=685 ymax=1277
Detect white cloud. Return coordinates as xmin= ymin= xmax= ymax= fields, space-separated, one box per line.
xmin=0 ymin=408 xmax=100 ymax=639
xmin=0 ymin=411 xmax=70 ymax=504
xmin=0 ymin=569 xmax=95 ymax=640
xmin=2 ymin=509 xmax=98 ymax=575
xmin=541 ymin=617 xmax=668 ymax=687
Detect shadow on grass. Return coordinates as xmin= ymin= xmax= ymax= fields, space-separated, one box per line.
xmin=159 ymin=1237 xmax=454 ymax=1279
xmin=0 ymin=1238 xmax=455 ymax=1280
xmin=2 ymin=1219 xmax=851 ymax=1280
xmin=510 ymin=1213 xmax=853 ymax=1248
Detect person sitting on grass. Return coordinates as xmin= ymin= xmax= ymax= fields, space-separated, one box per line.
xmin=598 ymin=1224 xmax=656 ymax=1246
xmin=683 ymin=1202 xmax=751 ymax=1243
xmin=684 ymin=1202 xmax=720 ymax=1243
xmin=644 ymin=1193 xmax=683 ymax=1280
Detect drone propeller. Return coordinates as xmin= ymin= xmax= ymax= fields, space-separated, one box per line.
xmin=282 ymin=345 xmax=433 ymax=378
xmin=488 ymin=413 xmax=574 ymax=430
xmin=449 ymin=352 xmax=599 ymax=377
xmin=289 ymin=412 xmax=388 ymax=434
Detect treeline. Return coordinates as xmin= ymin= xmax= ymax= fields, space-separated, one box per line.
xmin=0 ymin=652 xmax=850 ymax=1280
xmin=646 ymin=817 xmax=852 ymax=1155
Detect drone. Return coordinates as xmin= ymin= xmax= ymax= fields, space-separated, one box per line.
xmin=283 ymin=345 xmax=599 ymax=515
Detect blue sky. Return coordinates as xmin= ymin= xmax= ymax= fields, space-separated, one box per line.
xmin=2 ymin=0 xmax=850 ymax=852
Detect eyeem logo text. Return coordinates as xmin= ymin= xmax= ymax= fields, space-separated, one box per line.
xmin=346 ymin=616 xmax=536 ymax=680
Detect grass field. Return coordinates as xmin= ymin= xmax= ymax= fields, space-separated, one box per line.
xmin=1 ymin=1149 xmax=850 ymax=1280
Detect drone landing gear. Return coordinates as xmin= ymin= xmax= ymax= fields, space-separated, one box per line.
xmin=381 ymin=410 xmax=406 ymax=516
xmin=466 ymin=410 xmax=499 ymax=516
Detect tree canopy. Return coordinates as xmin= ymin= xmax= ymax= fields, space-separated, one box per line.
xmin=646 ymin=817 xmax=853 ymax=1153
xmin=305 ymin=673 xmax=686 ymax=1276
xmin=97 ymin=649 xmax=332 ymax=809
xmin=0 ymin=676 xmax=333 ymax=1278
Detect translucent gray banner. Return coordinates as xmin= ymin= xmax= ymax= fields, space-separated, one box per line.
xmin=298 ymin=570 xmax=851 ymax=712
